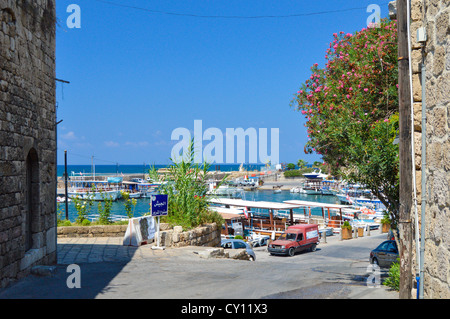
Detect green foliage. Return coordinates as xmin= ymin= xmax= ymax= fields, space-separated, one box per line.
xmin=81 ymin=219 xmax=91 ymax=226
xmin=297 ymin=159 xmax=307 ymax=169
xmin=72 ymin=195 xmax=93 ymax=224
xmin=291 ymin=19 xmax=400 ymax=227
xmin=97 ymin=192 xmax=114 ymax=224
xmin=284 ymin=168 xmax=314 ymax=177
xmin=56 ymin=202 xmax=65 ymax=224
xmin=381 ymin=212 xmax=391 ymax=225
xmin=383 ymin=259 xmax=400 ymax=291
xmin=121 ymin=191 xmax=137 ymax=219
xmin=286 ymin=163 xmax=296 ymax=170
xmin=341 ymin=221 xmax=352 ymax=230
xmin=234 ymin=235 xmax=243 ymax=240
xmin=58 ymin=219 xmax=72 ymax=227
xmin=148 ymin=139 xmax=224 ymax=230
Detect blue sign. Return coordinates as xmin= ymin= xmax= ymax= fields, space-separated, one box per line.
xmin=151 ymin=194 xmax=168 ymax=217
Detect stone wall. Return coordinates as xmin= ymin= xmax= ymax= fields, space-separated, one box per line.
xmin=57 ymin=223 xmax=222 ymax=248
xmin=57 ymin=225 xmax=129 ymax=238
xmin=0 ymin=0 xmax=56 ymax=288
xmin=160 ymin=223 xmax=221 ymax=248
xmin=392 ymin=0 xmax=450 ymax=298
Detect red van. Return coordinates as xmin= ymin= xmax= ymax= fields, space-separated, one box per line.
xmin=268 ymin=224 xmax=319 ymax=257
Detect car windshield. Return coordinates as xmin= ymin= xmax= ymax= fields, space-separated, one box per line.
xmin=278 ymin=233 xmax=297 ymax=241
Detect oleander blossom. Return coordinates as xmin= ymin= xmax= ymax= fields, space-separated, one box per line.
xmin=290 ymin=18 xmax=400 ymax=222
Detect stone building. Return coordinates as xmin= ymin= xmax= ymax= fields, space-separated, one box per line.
xmin=0 ymin=0 xmax=57 ymax=288
xmin=391 ymin=0 xmax=449 ymax=298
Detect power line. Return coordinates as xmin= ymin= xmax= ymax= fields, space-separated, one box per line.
xmin=57 ymin=148 xmax=119 ymax=164
xmin=94 ymin=0 xmax=390 ymax=20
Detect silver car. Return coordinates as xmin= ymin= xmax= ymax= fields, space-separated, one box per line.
xmin=221 ymin=239 xmax=256 ymax=261
xmin=370 ymin=240 xmax=399 ymax=268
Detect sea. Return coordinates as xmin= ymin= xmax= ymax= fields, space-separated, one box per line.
xmin=57 ymin=164 xmax=265 ymax=177
xmin=57 ymin=164 xmax=342 ymax=222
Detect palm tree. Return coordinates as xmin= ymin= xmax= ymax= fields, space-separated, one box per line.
xmin=297 ymin=159 xmax=307 ymax=169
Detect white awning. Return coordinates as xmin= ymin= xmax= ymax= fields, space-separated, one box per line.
xmin=208 ymin=198 xmax=302 ymax=211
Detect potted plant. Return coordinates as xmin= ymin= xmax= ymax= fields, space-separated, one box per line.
xmin=341 ymin=221 xmax=352 ymax=240
xmin=381 ymin=214 xmax=391 ymax=233
xmin=358 ymin=227 xmax=364 ymax=237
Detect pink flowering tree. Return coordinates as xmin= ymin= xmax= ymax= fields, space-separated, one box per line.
xmin=291 ymin=19 xmax=399 ymax=226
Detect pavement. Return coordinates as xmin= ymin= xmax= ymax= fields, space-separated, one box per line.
xmin=0 ymin=230 xmax=399 ymax=301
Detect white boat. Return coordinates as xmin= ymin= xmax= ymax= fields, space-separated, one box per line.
xmin=57 ymin=196 xmax=71 ymax=202
xmin=298 ymin=187 xmax=322 ymax=195
xmin=68 ymin=189 xmax=121 ymax=201
xmin=302 ymin=168 xmax=328 ymax=180
xmin=207 ymin=184 xmax=245 ymax=198
xmin=68 ymin=180 xmax=122 ymax=201
xmin=290 ymin=187 xmax=300 ymax=193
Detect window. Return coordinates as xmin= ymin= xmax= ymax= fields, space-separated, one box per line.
xmin=387 ymin=242 xmax=398 ymax=253
xmin=377 ymin=241 xmax=390 ymax=251
xmin=234 ymin=241 xmax=247 ymax=249
xmin=222 ymin=242 xmax=232 ymax=249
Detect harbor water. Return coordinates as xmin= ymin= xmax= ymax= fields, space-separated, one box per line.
xmin=58 ymin=190 xmax=342 ymax=223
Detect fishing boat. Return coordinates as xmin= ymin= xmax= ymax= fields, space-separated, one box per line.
xmin=68 ymin=185 xmax=121 ymax=201
xmin=336 ymin=189 xmax=385 ymax=211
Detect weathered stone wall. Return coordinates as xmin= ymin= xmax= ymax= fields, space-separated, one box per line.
xmin=57 ymin=225 xmax=129 ymax=238
xmin=407 ymin=0 xmax=449 ymax=299
xmin=0 ymin=0 xmax=56 ymax=288
xmin=57 ymin=223 xmax=222 ymax=248
xmin=160 ymin=223 xmax=221 ymax=248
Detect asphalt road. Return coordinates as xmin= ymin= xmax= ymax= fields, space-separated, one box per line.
xmin=0 ymin=232 xmax=398 ymax=300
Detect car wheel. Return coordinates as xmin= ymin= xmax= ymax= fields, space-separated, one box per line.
xmin=249 ymin=256 xmax=255 ymax=261
xmin=288 ymin=247 xmax=295 ymax=257
xmin=371 ymin=257 xmax=379 ymax=266
xmin=310 ymin=244 xmax=317 ymax=252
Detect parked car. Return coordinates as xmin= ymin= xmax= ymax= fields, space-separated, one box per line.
xmin=268 ymin=224 xmax=319 ymax=257
xmin=238 ymin=179 xmax=256 ymax=187
xmin=370 ymin=240 xmax=399 ymax=268
xmin=221 ymin=239 xmax=256 ymax=261
xmin=250 ymin=235 xmax=270 ymax=247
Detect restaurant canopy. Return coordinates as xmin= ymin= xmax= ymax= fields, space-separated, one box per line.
xmin=208 ymin=198 xmax=303 ymax=211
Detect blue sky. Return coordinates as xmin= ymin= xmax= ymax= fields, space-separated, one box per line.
xmin=55 ymin=0 xmax=390 ymax=165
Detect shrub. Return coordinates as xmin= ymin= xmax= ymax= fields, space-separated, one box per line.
xmin=81 ymin=219 xmax=91 ymax=226
xmin=72 ymin=195 xmax=93 ymax=224
xmin=97 ymin=193 xmax=114 ymax=224
xmin=341 ymin=221 xmax=352 ymax=230
xmin=284 ymin=170 xmax=301 ymax=177
xmin=286 ymin=163 xmax=296 ymax=170
xmin=383 ymin=259 xmax=400 ymax=291
xmin=121 ymin=191 xmax=137 ymax=219
xmin=148 ymin=139 xmax=224 ymax=230
xmin=59 ymin=219 xmax=72 ymax=227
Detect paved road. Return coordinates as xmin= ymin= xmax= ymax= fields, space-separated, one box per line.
xmin=0 ymin=231 xmax=398 ymax=300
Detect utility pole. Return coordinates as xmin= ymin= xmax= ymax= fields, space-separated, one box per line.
xmin=64 ymin=150 xmax=69 ymax=220
xmin=397 ymin=0 xmax=413 ymax=299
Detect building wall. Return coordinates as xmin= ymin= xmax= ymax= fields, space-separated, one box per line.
xmin=0 ymin=0 xmax=56 ymax=288
xmin=408 ymin=0 xmax=450 ymax=299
